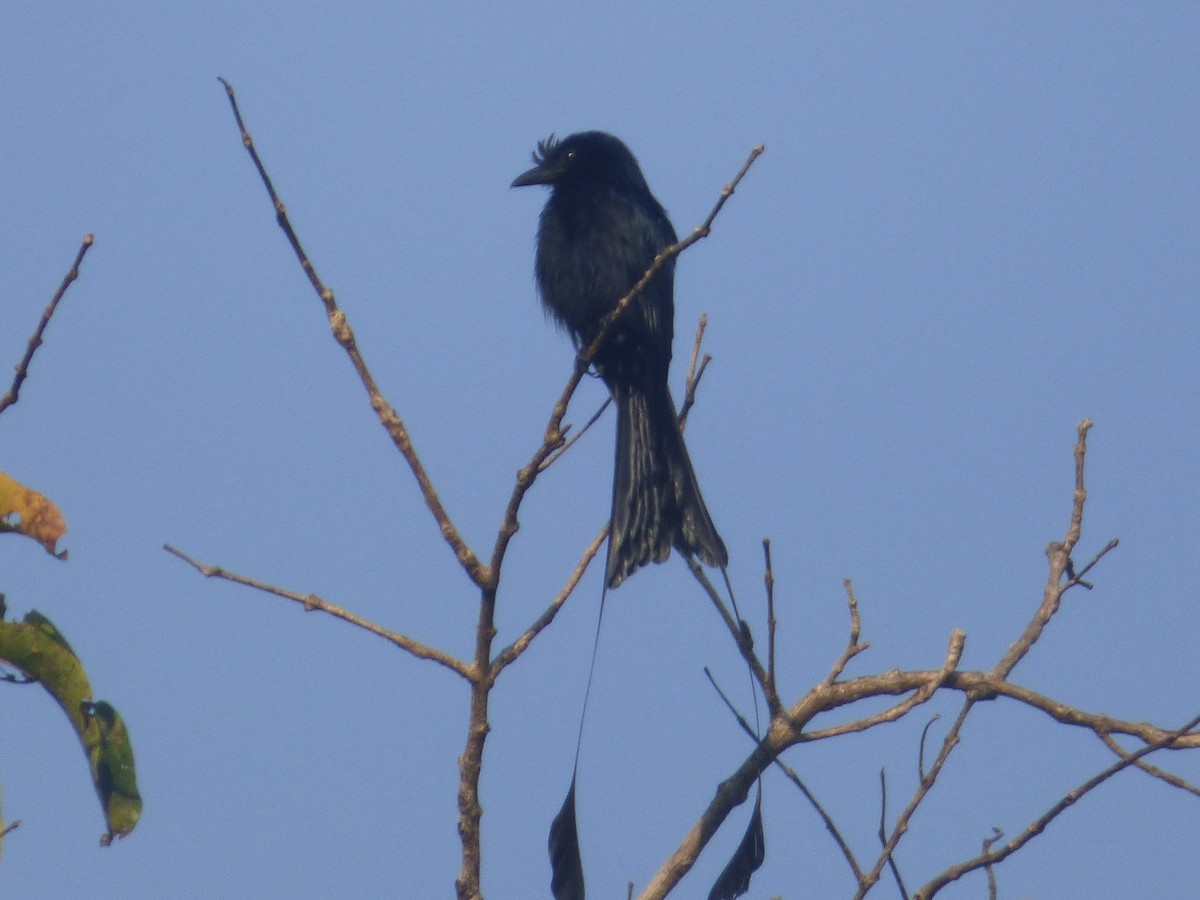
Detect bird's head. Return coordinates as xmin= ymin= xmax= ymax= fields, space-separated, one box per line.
xmin=511 ymin=131 xmax=650 ymax=194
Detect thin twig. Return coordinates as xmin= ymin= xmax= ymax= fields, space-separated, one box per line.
xmin=982 ymin=828 xmax=1002 ymax=900
xmin=705 ymin=667 xmax=865 ymax=887
xmin=490 ymin=522 xmax=608 ymax=676
xmin=856 ymin=695 xmax=974 ymax=900
xmin=805 ymin=634 xmax=964 ymax=742
xmin=641 ymin=662 xmax=1200 ymax=900
xmin=803 ymin=670 xmax=1200 ymax=750
xmin=915 ymin=712 xmax=1200 ymax=899
xmin=0 ymin=235 xmax=94 ymax=420
xmin=687 ymin=558 xmax=777 ymax=713
xmin=678 ymin=314 xmax=711 ymax=429
xmin=762 ymin=539 xmax=778 ymax=705
xmin=589 ymin=145 xmax=762 ymax=379
xmin=539 ymin=397 xmax=612 ymax=471
xmin=777 ymin=754 xmax=862 ymax=883
xmin=992 ymin=420 xmax=1097 ymax=679
xmin=217 ymin=78 xmax=488 ymax=588
xmin=824 ymin=579 xmax=867 ymax=685
xmin=1064 ymin=536 xmax=1120 ymax=589
xmin=1096 ymin=730 xmax=1200 ymax=798
xmin=705 ymin=667 xmax=758 ymax=742
xmin=918 ymin=714 xmax=941 ymax=780
xmin=878 ymin=769 xmax=910 ymax=900
xmin=643 ymin=422 xmax=1191 ymax=899
xmin=163 ymin=543 xmax=469 ymax=678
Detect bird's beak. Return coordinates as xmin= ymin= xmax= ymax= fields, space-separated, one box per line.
xmin=511 ymin=163 xmax=554 ymax=188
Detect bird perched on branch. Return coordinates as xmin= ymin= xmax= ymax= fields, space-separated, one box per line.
xmin=512 ymin=131 xmax=727 ymax=588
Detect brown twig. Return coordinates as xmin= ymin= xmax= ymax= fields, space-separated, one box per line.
xmin=812 ymin=671 xmax=1200 ymax=750
xmin=490 ymin=521 xmax=608 ymax=677
xmin=0 ymin=235 xmax=94 ymax=420
xmin=982 ymin=827 xmax=1003 ymax=899
xmin=705 ymin=661 xmax=866 ymax=884
xmin=824 ymin=579 xmax=867 ymax=685
xmin=163 ymin=543 xmax=469 ymax=678
xmin=914 ymin=711 xmax=1200 ymax=898
xmin=805 ymin=631 xmax=964 ymax=742
xmin=217 ymin=77 xmax=488 ymax=589
xmin=762 ymin=539 xmax=778 ymax=705
xmin=992 ymin=419 xmax=1099 ymax=679
xmin=856 ymin=694 xmax=974 ymax=899
xmin=877 ymin=769 xmax=910 ymax=900
xmin=645 ymin=422 xmax=1187 ymax=897
xmin=778 ymin=754 xmax=863 ymax=882
xmin=678 ymin=314 xmax=711 ymax=429
xmin=1096 ymin=730 xmax=1200 ymax=798
xmin=585 ymin=144 xmax=762 ymax=381
xmin=1065 ymin=536 xmax=1120 ymax=589
xmin=640 ymin=660 xmax=1199 ymax=899
xmin=917 ymin=714 xmax=941 ymax=780
xmin=687 ymin=558 xmax=777 ymax=713
xmin=539 ymin=397 xmax=611 ymax=471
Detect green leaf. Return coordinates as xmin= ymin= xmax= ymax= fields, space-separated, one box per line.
xmin=0 ymin=611 xmax=141 ymax=843
xmin=82 ymin=702 xmax=141 ymax=844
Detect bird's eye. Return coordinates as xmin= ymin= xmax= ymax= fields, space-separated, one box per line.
xmin=565 ymin=149 xmax=576 ymax=161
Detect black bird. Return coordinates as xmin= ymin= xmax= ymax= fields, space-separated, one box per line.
xmin=512 ymin=131 xmax=727 ymax=588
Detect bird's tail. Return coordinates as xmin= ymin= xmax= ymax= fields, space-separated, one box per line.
xmin=606 ymin=381 xmax=727 ymax=588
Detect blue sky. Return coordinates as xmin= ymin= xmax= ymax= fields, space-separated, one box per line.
xmin=2 ymin=3 xmax=1198 ymax=897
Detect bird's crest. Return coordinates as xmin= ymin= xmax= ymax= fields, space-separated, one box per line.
xmin=532 ymin=134 xmax=559 ymax=166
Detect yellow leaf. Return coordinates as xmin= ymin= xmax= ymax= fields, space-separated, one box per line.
xmin=0 ymin=471 xmax=67 ymax=558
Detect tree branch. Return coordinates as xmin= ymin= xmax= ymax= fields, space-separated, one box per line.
xmin=992 ymin=419 xmax=1101 ymax=679
xmin=915 ymin=711 xmax=1200 ymax=898
xmin=163 ymin=543 xmax=469 ymax=678
xmin=0 ymin=234 xmax=94 ymax=420
xmin=217 ymin=78 xmax=488 ymax=588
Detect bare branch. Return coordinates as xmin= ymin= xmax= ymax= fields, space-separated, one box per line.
xmin=918 ymin=714 xmax=941 ymax=780
xmin=217 ymin=78 xmax=488 ymax=588
xmin=982 ymin=827 xmax=1003 ymax=900
xmin=538 ymin=397 xmax=611 ymax=472
xmin=856 ymin=696 xmax=975 ymax=899
xmin=1096 ymin=730 xmax=1200 ymax=798
xmin=706 ymin=665 xmax=866 ymax=885
xmin=164 ymin=543 xmax=469 ymax=678
xmin=490 ymin=522 xmax=608 ymax=677
xmin=805 ymin=631 xmax=963 ymax=742
xmin=0 ymin=235 xmax=94 ymax=420
xmin=877 ymin=769 xmax=910 ymax=900
xmin=803 ymin=670 xmax=1200 ymax=750
xmin=1065 ymin=536 xmax=1119 ymax=589
xmin=915 ymin=712 xmax=1200 ymax=899
xmin=678 ymin=314 xmax=711 ymax=429
xmin=992 ymin=419 xmax=1100 ymax=679
xmin=643 ymin=473 xmax=1196 ymax=900
xmin=762 ymin=539 xmax=778 ymax=705
xmin=686 ymin=557 xmax=776 ymax=713
xmin=779 ymin=755 xmax=863 ymax=883
xmin=824 ymin=579 xmax=867 ymax=685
